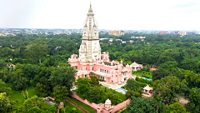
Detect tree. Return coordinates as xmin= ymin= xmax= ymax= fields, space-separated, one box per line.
xmin=22 ymin=64 xmax=39 ymax=81
xmin=127 ymin=97 xmax=164 ymax=113
xmin=0 ymin=47 xmax=14 ymax=58
xmin=76 ymin=78 xmax=126 ymax=105
xmin=53 ymin=85 xmax=69 ymax=102
xmin=180 ymin=58 xmax=200 ymax=73
xmin=34 ymin=67 xmax=52 ymax=96
xmin=87 ymin=86 xmax=104 ymax=103
xmin=33 ymin=66 xmax=52 ymax=85
xmin=19 ymin=96 xmax=56 ymax=113
xmin=152 ymin=61 xmax=183 ymax=80
xmin=0 ymin=79 xmax=11 ymax=94
xmin=187 ymin=88 xmax=200 ymax=113
xmin=185 ymin=73 xmax=200 ymax=88
xmin=165 ymin=102 xmax=188 ymax=113
xmin=43 ymin=56 xmax=57 ymax=67
xmin=0 ymin=59 xmax=6 ymax=68
xmin=89 ymin=75 xmax=100 ymax=86
xmin=36 ymin=82 xmax=51 ymax=97
xmin=76 ymin=78 xmax=91 ymax=99
xmin=154 ymin=76 xmax=186 ymax=104
xmin=35 ymin=65 xmax=75 ymax=97
xmin=50 ymin=66 xmax=75 ymax=89
xmin=12 ymin=75 xmax=28 ymax=91
xmin=25 ymin=42 xmax=48 ymax=64
xmin=0 ymin=93 xmax=12 ymax=113
xmin=125 ymin=79 xmax=146 ymax=97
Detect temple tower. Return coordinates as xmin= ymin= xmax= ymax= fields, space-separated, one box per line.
xmin=79 ymin=3 xmax=101 ymax=63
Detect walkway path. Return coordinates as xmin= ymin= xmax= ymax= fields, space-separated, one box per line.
xmin=66 ymin=97 xmax=90 ymax=113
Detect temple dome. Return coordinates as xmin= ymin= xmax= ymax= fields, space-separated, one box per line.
xmin=143 ymin=85 xmax=153 ymax=90
xmin=131 ymin=61 xmax=140 ymax=67
xmin=105 ymin=99 xmax=111 ymax=105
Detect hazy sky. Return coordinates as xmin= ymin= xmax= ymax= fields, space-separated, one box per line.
xmin=0 ymin=0 xmax=200 ymax=30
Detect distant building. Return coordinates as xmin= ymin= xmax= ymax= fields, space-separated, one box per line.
xmin=131 ymin=36 xmax=145 ymax=41
xmin=178 ymin=31 xmax=187 ymax=37
xmin=196 ymin=32 xmax=200 ymax=35
xmin=129 ymin=40 xmax=134 ymax=43
xmin=108 ymin=30 xmax=125 ymax=36
xmin=68 ymin=4 xmax=133 ymax=84
xmin=0 ymin=33 xmax=6 ymax=36
xmin=159 ymin=31 xmax=169 ymax=35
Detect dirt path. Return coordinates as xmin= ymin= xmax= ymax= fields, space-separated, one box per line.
xmin=66 ymin=98 xmax=90 ymax=113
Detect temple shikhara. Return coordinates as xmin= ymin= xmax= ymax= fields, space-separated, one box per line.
xmin=68 ymin=4 xmax=142 ymax=84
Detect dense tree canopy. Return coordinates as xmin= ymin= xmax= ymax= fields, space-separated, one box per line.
xmin=0 ymin=33 xmax=200 ymax=112
xmin=76 ymin=77 xmax=126 ymax=105
xmin=18 ymin=96 xmax=56 ymax=113
xmin=53 ymin=85 xmax=69 ymax=102
xmin=0 ymin=34 xmax=78 ymax=112
xmin=125 ymin=79 xmax=146 ymax=97
xmin=154 ymin=76 xmax=188 ymax=104
xmin=127 ymin=96 xmax=164 ymax=113
xmin=165 ymin=102 xmax=188 ymax=113
xmin=0 ymin=93 xmax=12 ymax=113
xmin=187 ymin=88 xmax=200 ymax=113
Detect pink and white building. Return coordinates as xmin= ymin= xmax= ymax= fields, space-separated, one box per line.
xmin=130 ymin=61 xmax=143 ymax=71
xmin=68 ymin=4 xmax=134 ymax=84
xmin=142 ymin=85 xmax=153 ymax=97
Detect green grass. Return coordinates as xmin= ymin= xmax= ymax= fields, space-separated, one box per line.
xmin=9 ymin=87 xmax=37 ymax=107
xmin=2 ymin=81 xmax=94 ymax=113
xmin=9 ymin=90 xmax=26 ymax=106
xmin=67 ymin=97 xmax=96 ymax=113
xmin=61 ymin=101 xmax=82 ymax=113
xmin=119 ymin=109 xmax=128 ymax=113
xmin=27 ymin=87 xmax=37 ymax=97
xmin=6 ymin=86 xmax=95 ymax=113
xmin=133 ymin=69 xmax=153 ymax=79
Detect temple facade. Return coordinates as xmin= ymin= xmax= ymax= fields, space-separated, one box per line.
xmin=79 ymin=4 xmax=101 ymax=63
xmin=68 ymin=4 xmax=133 ymax=84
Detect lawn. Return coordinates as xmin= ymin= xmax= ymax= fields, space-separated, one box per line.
xmin=7 ymin=87 xmax=95 ymax=113
xmin=60 ymin=101 xmax=82 ymax=113
xmin=5 ymin=85 xmax=95 ymax=113
xmin=133 ymin=69 xmax=153 ymax=79
xmin=0 ymin=82 xmax=37 ymax=107
xmin=9 ymin=87 xmax=37 ymax=107
xmin=66 ymin=97 xmax=96 ymax=113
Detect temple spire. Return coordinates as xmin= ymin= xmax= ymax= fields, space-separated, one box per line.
xmin=88 ymin=2 xmax=94 ymax=16
xmin=79 ymin=2 xmax=101 ymax=63
xmin=83 ymin=2 xmax=98 ymax=39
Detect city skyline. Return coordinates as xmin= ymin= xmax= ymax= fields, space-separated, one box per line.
xmin=0 ymin=0 xmax=200 ymax=31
